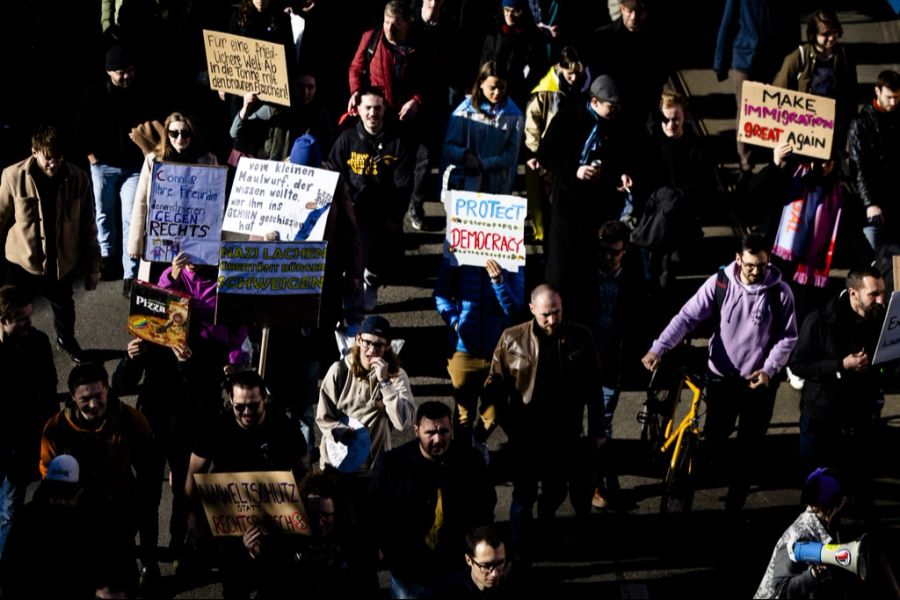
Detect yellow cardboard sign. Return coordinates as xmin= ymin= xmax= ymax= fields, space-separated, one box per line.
xmin=737 ymin=81 xmax=836 ymax=160
xmin=203 ymin=30 xmax=291 ymax=107
xmin=193 ymin=471 xmax=310 ymax=537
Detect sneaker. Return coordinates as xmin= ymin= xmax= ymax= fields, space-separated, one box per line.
xmin=407 ymin=209 xmax=424 ymax=231
xmin=122 ymin=278 xmax=134 ymax=298
xmin=786 ymin=367 xmax=805 ymax=390
xmin=56 ymin=337 xmax=85 ymax=364
xmin=591 ymin=488 xmax=608 ymax=509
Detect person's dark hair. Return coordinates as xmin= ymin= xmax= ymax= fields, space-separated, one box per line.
xmin=470 ymin=61 xmax=509 ymax=114
xmin=558 ymin=46 xmax=583 ymax=71
xmin=416 ymin=401 xmax=452 ymax=425
xmin=806 ymin=10 xmax=842 ymax=45
xmin=237 ymin=0 xmax=285 ymax=33
xmin=0 ymin=285 xmax=33 ymax=321
xmin=740 ymin=233 xmax=768 ymax=256
xmin=598 ymin=220 xmax=630 ymax=245
xmin=384 ymin=0 xmax=410 ymax=21
xmin=621 ymin=0 xmax=647 ymax=12
xmin=299 ymin=472 xmax=338 ymax=504
xmin=31 ymin=125 xmax=62 ymax=156
xmin=530 ymin=282 xmax=559 ymax=304
xmin=68 ymin=363 xmax=109 ymax=394
xmin=876 ymin=69 xmax=900 ymax=92
xmin=227 ymin=370 xmax=268 ymax=398
xmin=465 ymin=525 xmax=504 ymax=556
xmin=359 ymin=84 xmax=387 ymax=102
xmin=846 ymin=266 xmax=883 ymax=291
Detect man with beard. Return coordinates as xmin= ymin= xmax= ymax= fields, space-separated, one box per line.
xmin=789 ymin=267 xmax=889 ymax=477
xmin=370 ymin=401 xmax=495 ymax=598
xmin=484 ymin=284 xmax=603 ymax=565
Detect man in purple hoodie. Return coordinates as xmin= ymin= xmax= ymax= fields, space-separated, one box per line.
xmin=641 ymin=234 xmax=797 ymax=517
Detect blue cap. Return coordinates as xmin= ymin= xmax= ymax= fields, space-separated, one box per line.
xmin=502 ymin=0 xmax=525 ymax=8
xmin=289 ymin=134 xmax=322 ymax=167
xmin=802 ymin=467 xmax=843 ymax=509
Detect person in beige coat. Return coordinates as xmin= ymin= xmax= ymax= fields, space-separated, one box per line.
xmin=316 ymin=315 xmax=415 ymax=473
xmin=0 ymin=126 xmax=100 ymax=362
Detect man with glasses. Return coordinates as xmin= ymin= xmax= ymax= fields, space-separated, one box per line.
xmin=184 ymin=370 xmax=309 ymax=598
xmin=642 ymin=234 xmax=797 ymax=525
xmin=0 ymin=125 xmax=101 ymax=363
xmin=371 ymin=401 xmax=496 ymax=598
xmin=428 ymin=525 xmax=517 ymax=597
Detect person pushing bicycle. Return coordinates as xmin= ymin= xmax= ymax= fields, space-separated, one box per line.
xmin=641 ymin=234 xmax=798 ymax=526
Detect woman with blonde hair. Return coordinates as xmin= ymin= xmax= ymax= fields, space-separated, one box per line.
xmin=127 ymin=112 xmax=218 ymax=294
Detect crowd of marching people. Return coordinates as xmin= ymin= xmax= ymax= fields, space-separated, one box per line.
xmin=0 ymin=0 xmax=898 ymax=597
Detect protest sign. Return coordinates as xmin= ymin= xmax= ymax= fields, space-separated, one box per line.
xmin=215 ymin=241 xmax=327 ymax=327
xmin=444 ymin=191 xmax=526 ymax=271
xmin=737 ymin=81 xmax=836 ymax=160
xmin=145 ymin=162 xmax=227 ymax=265
xmin=192 ymin=471 xmax=310 ymax=537
xmin=127 ymin=280 xmax=191 ymax=348
xmin=223 ymin=157 xmax=339 ymax=241
xmin=873 ymin=291 xmax=900 ymax=365
xmin=203 ymin=30 xmax=291 ymax=107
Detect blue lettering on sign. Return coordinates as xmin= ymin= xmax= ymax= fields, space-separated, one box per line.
xmin=455 ymin=196 xmax=525 ymax=222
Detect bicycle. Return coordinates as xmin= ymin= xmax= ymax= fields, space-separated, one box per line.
xmin=638 ymin=366 xmax=707 ymax=514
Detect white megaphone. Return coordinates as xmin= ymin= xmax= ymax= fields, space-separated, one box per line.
xmin=792 ymin=534 xmax=868 ymax=580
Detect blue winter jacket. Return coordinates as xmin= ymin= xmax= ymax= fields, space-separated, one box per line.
xmin=440 ymin=96 xmax=524 ymax=194
xmin=434 ymin=259 xmax=525 ymax=358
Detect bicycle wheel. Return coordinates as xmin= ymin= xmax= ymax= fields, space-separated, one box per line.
xmin=660 ymin=434 xmax=697 ymax=514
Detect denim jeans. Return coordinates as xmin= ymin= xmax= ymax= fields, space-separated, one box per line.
xmin=602 ymin=386 xmax=620 ymax=439
xmin=389 ymin=573 xmax=426 ymax=599
xmin=0 ymin=469 xmax=25 ymax=560
xmin=91 ymin=163 xmax=140 ymax=278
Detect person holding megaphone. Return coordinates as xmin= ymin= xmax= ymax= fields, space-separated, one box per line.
xmin=755 ymin=468 xmax=862 ymax=598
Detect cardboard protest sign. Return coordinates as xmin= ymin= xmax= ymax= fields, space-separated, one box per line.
xmin=223 ymin=157 xmax=339 ymax=241
xmin=738 ymin=81 xmax=836 ymax=160
xmin=873 ymin=291 xmax=900 ymax=365
xmin=127 ymin=281 xmax=191 ymax=348
xmin=215 ymin=241 xmax=327 ymax=327
xmin=444 ymin=191 xmax=526 ymax=271
xmin=203 ymin=30 xmax=291 ymax=107
xmin=192 ymin=471 xmax=310 ymax=537
xmin=145 ymin=162 xmax=227 ymax=265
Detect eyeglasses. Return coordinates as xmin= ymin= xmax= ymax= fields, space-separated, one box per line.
xmin=660 ymin=115 xmax=682 ymax=125
xmin=741 ymin=261 xmax=768 ymax=271
xmin=168 ymin=129 xmax=192 ymax=139
xmin=359 ymin=338 xmax=387 ymax=351
xmin=233 ymin=401 xmax=261 ymax=414
xmin=470 ymin=558 xmax=506 ymax=574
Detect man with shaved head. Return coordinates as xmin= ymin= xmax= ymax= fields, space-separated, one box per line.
xmin=484 ymin=284 xmax=603 ymax=565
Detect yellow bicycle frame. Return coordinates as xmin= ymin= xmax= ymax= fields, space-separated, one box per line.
xmin=659 ymin=375 xmax=703 ymax=472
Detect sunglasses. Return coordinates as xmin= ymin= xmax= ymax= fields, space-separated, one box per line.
xmin=660 ymin=115 xmax=682 ymax=125
xmin=168 ymin=129 xmax=192 ymax=139
xmin=233 ymin=401 xmax=261 ymax=413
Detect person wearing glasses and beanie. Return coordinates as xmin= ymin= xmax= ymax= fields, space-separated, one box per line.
xmin=127 ymin=111 xmax=218 ymax=292
xmin=642 ymin=234 xmax=797 ymax=526
xmin=184 ymin=370 xmax=309 ymax=599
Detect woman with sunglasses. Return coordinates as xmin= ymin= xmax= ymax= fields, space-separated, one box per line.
xmin=127 ymin=112 xmax=218 ymax=290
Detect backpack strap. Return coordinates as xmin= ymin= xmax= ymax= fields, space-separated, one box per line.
xmin=360 ymin=30 xmax=381 ymax=84
xmin=714 ymin=267 xmax=728 ymax=313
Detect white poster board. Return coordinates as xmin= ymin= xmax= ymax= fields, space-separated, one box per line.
xmin=145 ymin=162 xmax=227 ymax=265
xmin=443 ymin=191 xmax=526 ymax=271
xmin=873 ymin=291 xmax=900 ymax=365
xmin=223 ymin=157 xmax=339 ymax=241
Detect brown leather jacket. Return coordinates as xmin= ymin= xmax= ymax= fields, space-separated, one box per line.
xmin=0 ymin=157 xmax=100 ymax=278
xmin=485 ymin=319 xmax=604 ymax=441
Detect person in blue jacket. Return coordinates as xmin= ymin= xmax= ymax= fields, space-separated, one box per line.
xmin=441 ymin=61 xmax=525 ymax=195
xmin=435 ymin=257 xmax=525 ymax=447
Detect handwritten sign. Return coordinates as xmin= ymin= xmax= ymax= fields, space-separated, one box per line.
xmin=873 ymin=291 xmax=900 ymax=365
xmin=203 ymin=30 xmax=291 ymax=107
xmin=444 ymin=191 xmax=526 ymax=271
xmin=193 ymin=471 xmax=310 ymax=537
xmin=146 ymin=162 xmax=227 ymax=265
xmin=127 ymin=280 xmax=191 ymax=348
xmin=738 ymin=82 xmax=836 ymax=160
xmin=223 ymin=157 xmax=339 ymax=241
xmin=215 ymin=241 xmax=327 ymax=327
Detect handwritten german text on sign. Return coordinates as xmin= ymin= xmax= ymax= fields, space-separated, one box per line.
xmin=217 ymin=241 xmax=327 ymax=296
xmin=738 ymin=81 xmax=836 ymax=160
xmin=873 ymin=291 xmax=900 ymax=365
xmin=223 ymin=157 xmax=338 ymax=241
xmin=146 ymin=162 xmax=226 ymax=265
xmin=444 ymin=191 xmax=526 ymax=271
xmin=203 ymin=30 xmax=291 ymax=106
xmin=193 ymin=471 xmax=310 ymax=537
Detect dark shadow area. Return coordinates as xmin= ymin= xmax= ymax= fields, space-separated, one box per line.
xmin=391 ymin=324 xmax=451 ymax=378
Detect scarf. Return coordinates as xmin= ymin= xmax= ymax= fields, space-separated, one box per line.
xmin=580 ymin=100 xmax=603 ymax=165
xmin=772 ymin=164 xmax=843 ymax=288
